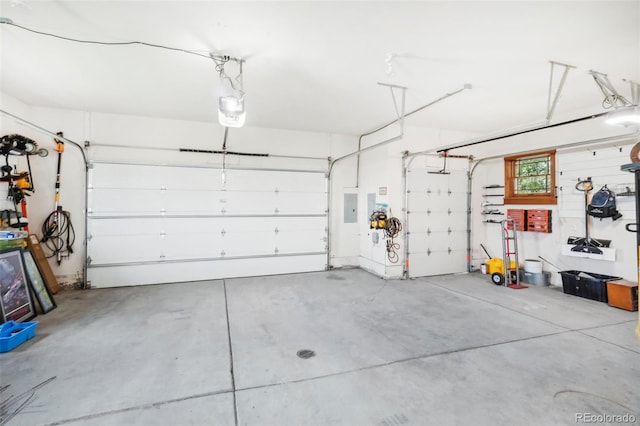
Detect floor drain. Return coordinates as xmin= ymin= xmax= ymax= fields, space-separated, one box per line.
xmin=297 ymin=349 xmax=316 ymax=359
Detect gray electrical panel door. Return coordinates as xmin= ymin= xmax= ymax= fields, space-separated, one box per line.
xmin=344 ymin=193 xmax=357 ymax=223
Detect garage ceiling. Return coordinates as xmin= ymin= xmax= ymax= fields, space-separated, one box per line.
xmin=1 ymin=1 xmax=639 ymax=136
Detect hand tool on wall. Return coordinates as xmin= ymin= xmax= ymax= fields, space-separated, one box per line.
xmin=40 ymin=132 xmax=75 ymax=265
xmin=0 ymin=134 xmax=46 ymax=230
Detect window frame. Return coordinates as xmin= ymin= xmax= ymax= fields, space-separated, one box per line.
xmin=504 ymin=149 xmax=556 ymax=205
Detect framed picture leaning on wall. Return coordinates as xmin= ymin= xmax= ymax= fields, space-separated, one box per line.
xmin=0 ymin=248 xmax=36 ymax=323
xmin=22 ymin=248 xmax=56 ymax=314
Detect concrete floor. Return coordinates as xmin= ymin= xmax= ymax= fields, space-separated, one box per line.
xmin=1 ymin=268 xmax=639 ymax=426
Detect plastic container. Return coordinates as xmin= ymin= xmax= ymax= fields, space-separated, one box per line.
xmin=560 ymin=270 xmax=622 ymax=303
xmin=524 ymin=259 xmax=543 ymax=274
xmin=0 ymin=321 xmax=38 ymax=352
xmin=522 ymin=271 xmax=550 ymax=286
xmin=0 ymin=230 xmax=28 ymax=250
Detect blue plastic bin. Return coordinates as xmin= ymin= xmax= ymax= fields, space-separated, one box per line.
xmin=0 ymin=321 xmax=39 ymax=352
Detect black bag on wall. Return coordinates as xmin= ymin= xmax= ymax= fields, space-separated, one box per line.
xmin=587 ymin=185 xmax=622 ymax=221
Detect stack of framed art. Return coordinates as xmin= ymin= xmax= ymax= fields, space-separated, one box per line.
xmin=0 ymin=243 xmax=57 ymax=324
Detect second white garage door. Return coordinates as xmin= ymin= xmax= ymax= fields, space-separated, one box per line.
xmin=406 ymin=161 xmax=468 ymax=278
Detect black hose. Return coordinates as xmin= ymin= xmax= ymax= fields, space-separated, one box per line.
xmin=40 ymin=209 xmax=75 ymax=264
xmin=384 ymin=217 xmax=402 ymax=263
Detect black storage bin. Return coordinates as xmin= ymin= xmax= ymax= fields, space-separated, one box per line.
xmin=559 ymin=270 xmax=622 ymax=303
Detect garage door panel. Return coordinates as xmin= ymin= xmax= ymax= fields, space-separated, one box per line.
xmin=407 ymin=250 xmax=467 ymax=276
xmin=90 ymin=164 xmax=167 ymax=188
xmin=406 ymin=164 xmax=468 ymax=278
xmin=160 ymin=190 xmax=222 ymax=213
xmin=449 ymin=194 xmax=468 ymax=210
xmin=88 ymin=255 xmax=327 ymax=288
xmin=88 ymin=234 xmax=164 ymax=264
xmin=409 ymin=231 xmax=467 ymax=252
xmin=409 ymin=213 xmax=466 ymax=229
xmin=87 ymin=162 xmax=328 ymax=287
xmin=276 ymin=229 xmax=327 ymax=252
xmin=408 ymin=197 xmax=467 ymax=213
xmin=89 ymin=188 xmax=164 ymax=214
xmin=224 ymin=170 xmax=326 ymax=192
xmin=274 ymin=193 xmax=327 ymax=214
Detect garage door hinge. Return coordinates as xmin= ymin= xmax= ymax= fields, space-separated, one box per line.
xmin=87 ymin=256 xmax=92 ymax=265
xmin=274 ymin=227 xmax=279 ymax=235
xmin=274 ymin=247 xmax=279 ymax=255
xmin=221 ymin=250 xmax=226 ymax=257
xmin=427 ymin=209 xmax=431 ymax=215
xmin=427 ymin=228 xmax=431 ymax=235
xmin=427 ymin=248 xmax=431 ymax=256
xmin=274 ymin=208 xmax=280 ymax=214
xmin=448 ymin=227 xmax=452 ymax=234
xmin=221 ymin=228 xmax=226 ymax=236
xmin=274 ymin=187 xmax=279 ymax=194
xmin=448 ymin=208 xmax=452 ymax=215
xmin=448 ymin=247 xmax=452 ymax=254
xmin=221 ymin=208 xmax=226 ymax=214
xmin=87 ymin=233 xmax=93 ymax=241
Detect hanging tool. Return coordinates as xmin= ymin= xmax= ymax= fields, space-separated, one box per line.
xmin=0 ymin=134 xmax=43 ymax=230
xmin=41 ymin=132 xmax=75 ymax=265
xmin=383 ymin=215 xmax=402 ymax=263
xmin=569 ymin=177 xmax=609 ymax=254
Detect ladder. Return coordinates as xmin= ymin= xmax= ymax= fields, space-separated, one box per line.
xmin=501 ymin=219 xmax=526 ymax=289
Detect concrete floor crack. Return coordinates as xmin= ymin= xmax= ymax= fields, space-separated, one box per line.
xmin=223 ymin=279 xmax=239 ymax=426
xmin=235 ymin=329 xmax=572 ymax=394
xmin=41 ymin=390 xmax=235 ymax=426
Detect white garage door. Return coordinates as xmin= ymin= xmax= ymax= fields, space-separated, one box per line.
xmin=406 ymin=163 xmax=468 ymax=277
xmin=87 ymin=162 xmax=328 ymax=287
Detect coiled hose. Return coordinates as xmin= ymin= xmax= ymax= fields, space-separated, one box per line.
xmin=40 ymin=209 xmax=75 ymax=264
xmin=384 ymin=217 xmax=402 ymax=263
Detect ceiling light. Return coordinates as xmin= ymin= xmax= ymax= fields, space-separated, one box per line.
xmin=218 ymin=95 xmax=245 ymax=128
xmin=605 ymin=106 xmax=640 ymax=126
xmin=211 ymin=54 xmax=245 ymax=128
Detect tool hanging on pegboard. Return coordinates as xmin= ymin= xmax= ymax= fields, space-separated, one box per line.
xmin=40 ymin=132 xmax=75 ymax=265
xmin=0 ymin=134 xmax=48 ymax=230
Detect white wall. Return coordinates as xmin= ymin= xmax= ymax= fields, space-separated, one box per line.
xmin=5 ymin=92 xmax=638 ymax=285
xmin=328 ymin=134 xmax=360 ymax=268
xmin=1 ymin=93 xmax=359 ymax=286
xmin=465 ymin=117 xmax=640 ymax=284
xmin=355 ymin=123 xmax=477 ymax=279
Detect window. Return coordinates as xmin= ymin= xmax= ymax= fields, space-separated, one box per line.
xmin=504 ymin=149 xmax=556 ymax=204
